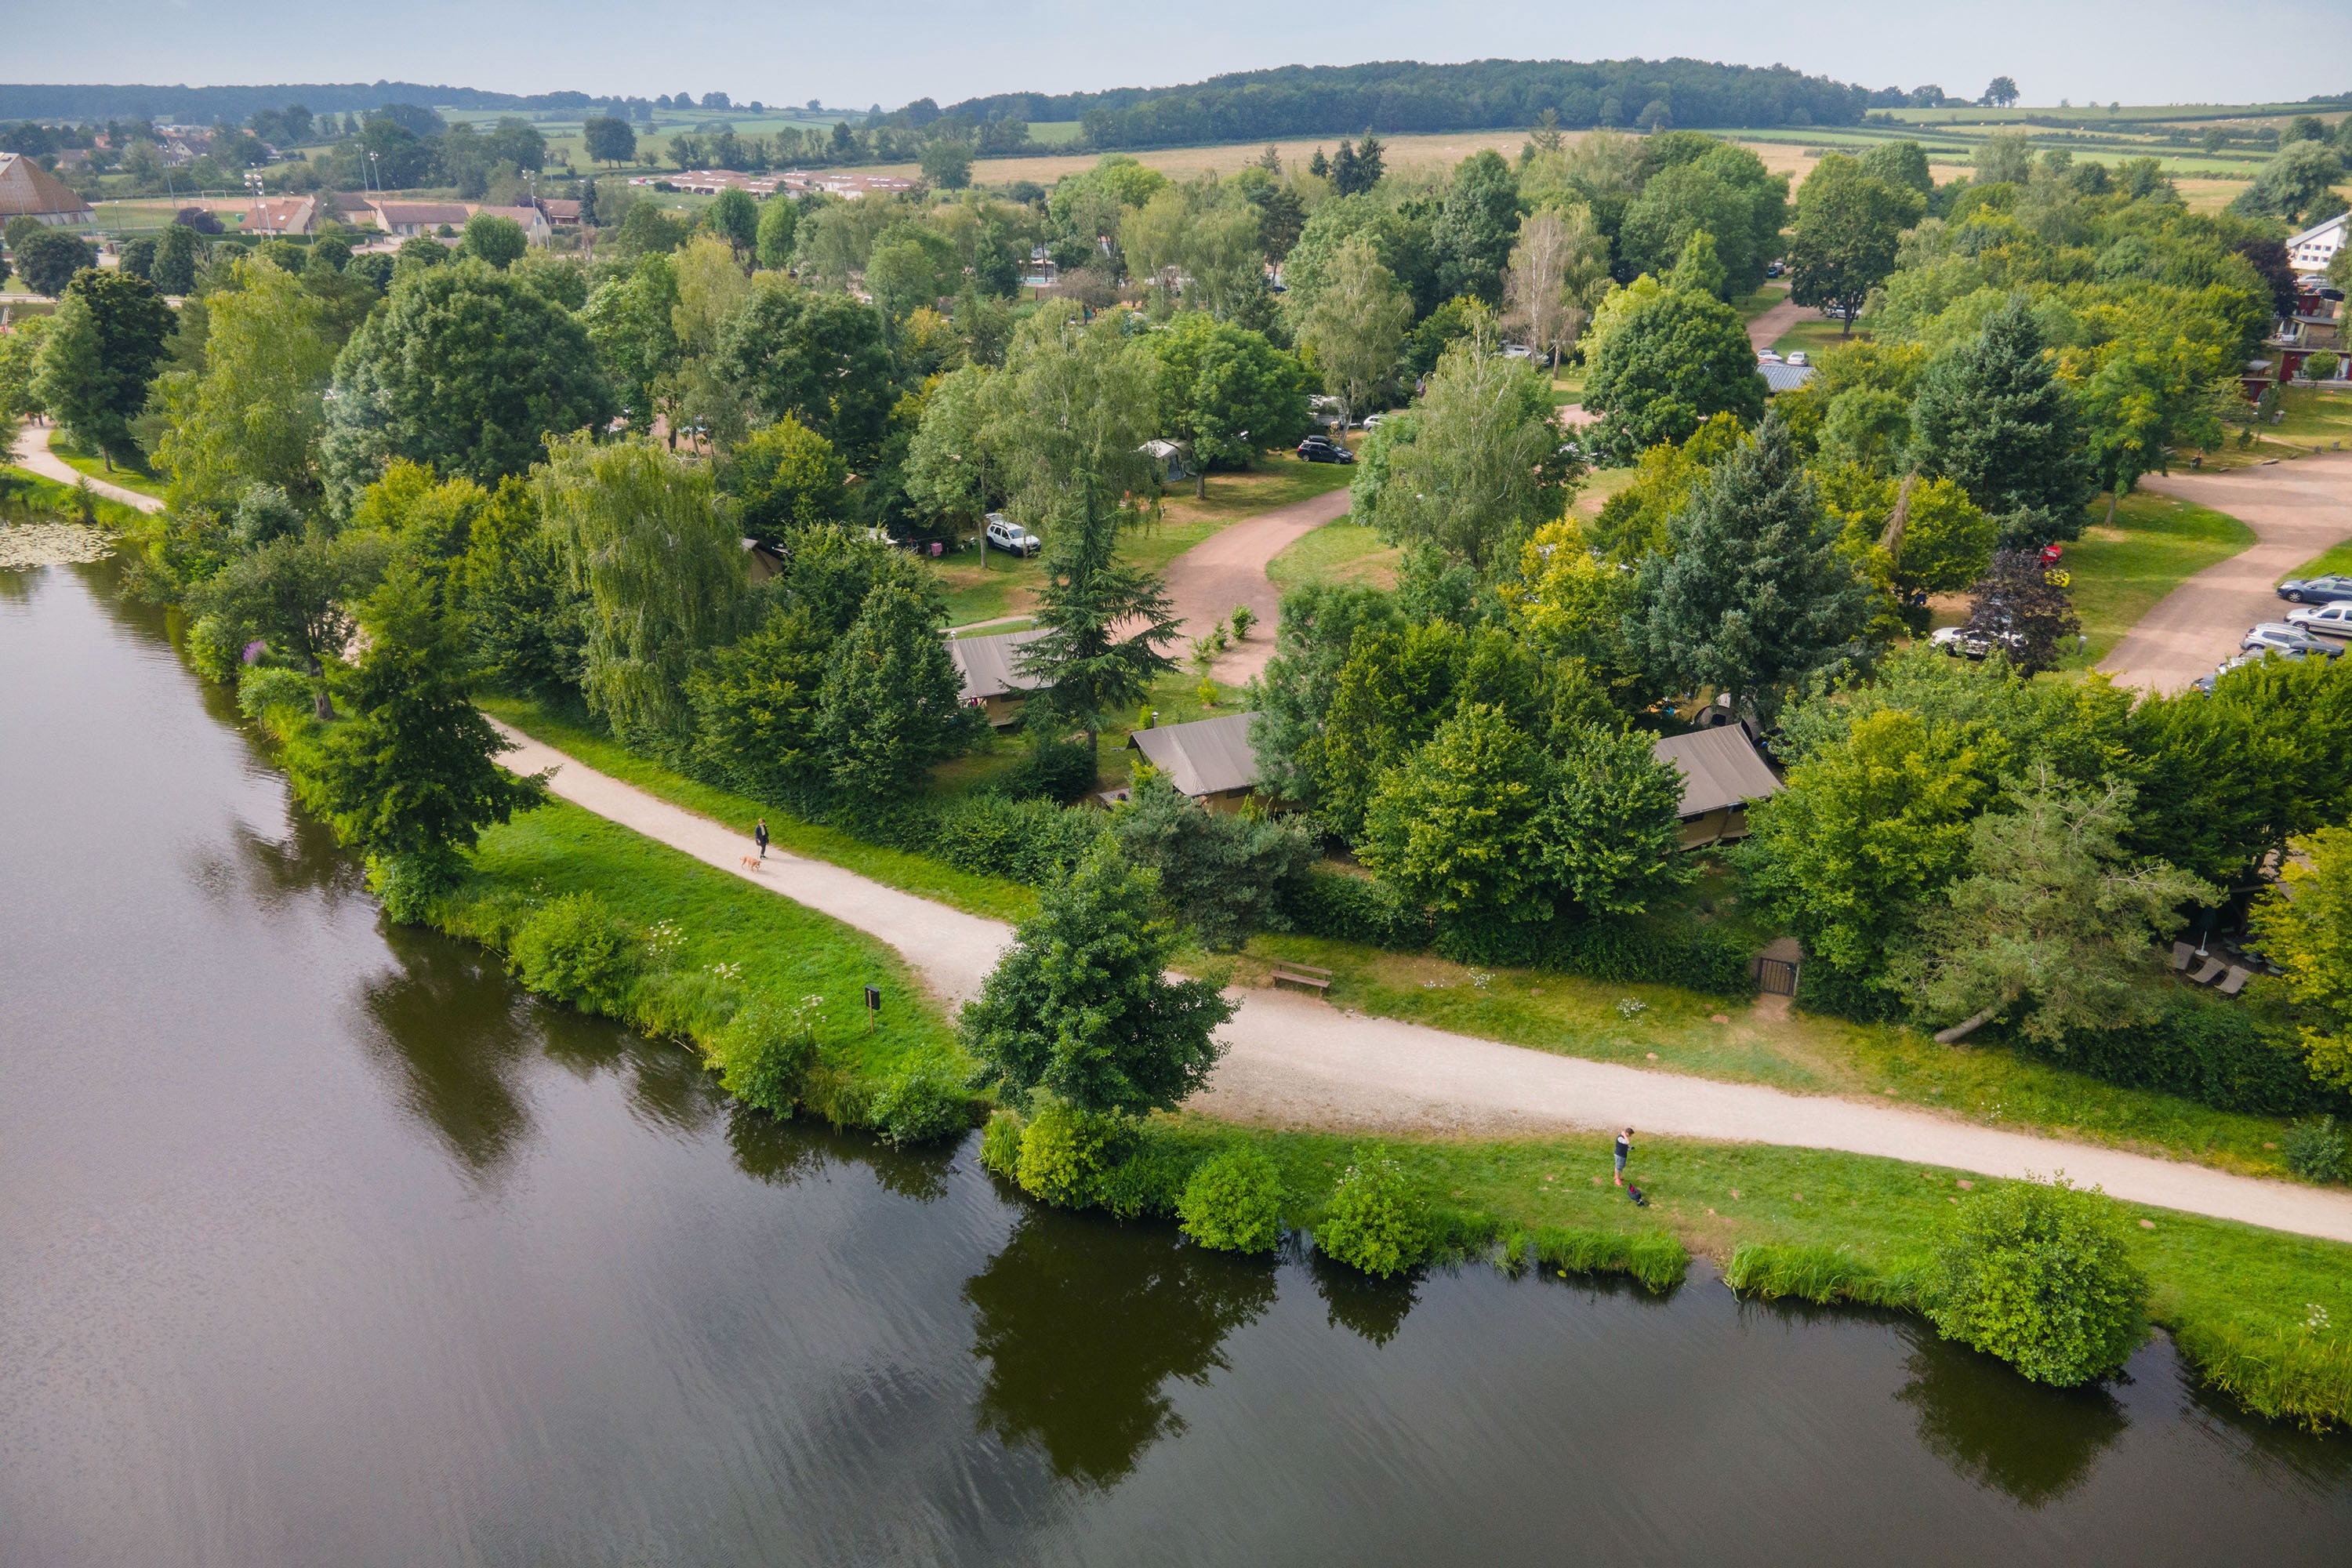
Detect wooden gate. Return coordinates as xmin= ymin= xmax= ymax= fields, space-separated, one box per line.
xmin=1756 ymin=958 xmax=1798 ymax=996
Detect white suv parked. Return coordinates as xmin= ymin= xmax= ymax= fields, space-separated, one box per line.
xmin=984 ymin=514 xmax=1041 ymax=557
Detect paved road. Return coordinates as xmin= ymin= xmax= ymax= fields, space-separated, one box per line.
xmin=2101 ymin=452 xmax=2352 ymax=691
xmin=490 ymin=720 xmax=2352 ymax=1246
xmin=9 ymin=422 xmax=165 ymax=514
xmin=1160 ymin=485 xmax=1352 ymax=684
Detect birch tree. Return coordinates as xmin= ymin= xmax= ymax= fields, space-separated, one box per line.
xmin=1504 ymin=203 xmax=1610 ymax=372
xmin=1296 ymin=234 xmax=1410 ymax=436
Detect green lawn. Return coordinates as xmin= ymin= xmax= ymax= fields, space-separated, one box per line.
xmin=465 ymin=797 xmax=964 ymax=1082
xmin=1230 ymin=927 xmax=2314 ymax=1182
xmin=1266 ymin=519 xmax=1396 ymax=593
xmin=47 ymin=431 xmax=169 ymax=501
xmin=2287 ymin=539 xmax=2352 ymax=582
xmin=2062 ymin=489 xmax=2256 ymax=663
xmin=1733 ymin=281 xmax=1787 ymax=321
xmin=1770 ymin=315 xmax=1866 ymax=360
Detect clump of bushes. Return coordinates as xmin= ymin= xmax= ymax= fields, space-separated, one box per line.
xmin=1316 ymin=1146 xmax=1431 ymax=1278
xmin=507 ymin=891 xmax=639 ymax=1012
xmin=996 ymin=735 xmax=1099 ymax=804
xmin=1178 ymin=1147 xmax=1286 ymax=1253
xmin=1112 ymin=775 xmax=1318 ymax=949
xmin=979 ymin=1108 xmax=1025 ymax=1178
xmin=1013 ymin=1100 xmax=1134 ymax=1206
xmin=871 ymin=1059 xmax=971 ymax=1147
xmin=1929 ymin=1176 xmax=2150 ymax=1387
xmin=235 ymin=665 xmax=313 ymax=720
xmin=2285 ymin=1115 xmax=2345 ymax=1183
xmin=187 ymin=614 xmax=246 ymax=685
xmin=714 ymin=995 xmax=822 ymax=1116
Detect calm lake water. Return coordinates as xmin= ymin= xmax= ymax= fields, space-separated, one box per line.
xmin=4 ymin=561 xmax=2349 ymax=1566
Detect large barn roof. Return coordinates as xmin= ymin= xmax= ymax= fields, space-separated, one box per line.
xmin=0 ymin=154 xmax=93 ymax=222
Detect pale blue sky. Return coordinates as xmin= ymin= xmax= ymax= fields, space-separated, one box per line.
xmin=5 ymin=0 xmax=2346 ymax=114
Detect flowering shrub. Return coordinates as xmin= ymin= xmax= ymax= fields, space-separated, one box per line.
xmin=1316 ymin=1146 xmax=1430 ymax=1278
xmin=715 ymin=993 xmax=822 ymax=1116
xmin=1178 ymin=1147 xmax=1285 ymax=1254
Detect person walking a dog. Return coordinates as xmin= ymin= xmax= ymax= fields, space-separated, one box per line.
xmin=754 ymin=818 xmax=769 ymax=861
xmin=1613 ymin=1127 xmax=1635 ymax=1188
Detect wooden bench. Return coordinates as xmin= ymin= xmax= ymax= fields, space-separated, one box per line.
xmin=1270 ymin=961 xmax=1334 ymax=996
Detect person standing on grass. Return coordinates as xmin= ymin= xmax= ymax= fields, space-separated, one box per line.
xmin=1614 ymin=1127 xmax=1635 ymax=1189
xmin=754 ymin=818 xmax=769 ymax=860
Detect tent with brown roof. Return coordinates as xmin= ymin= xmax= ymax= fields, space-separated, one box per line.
xmin=1650 ymin=725 xmax=1783 ymax=848
xmin=1126 ymin=711 xmax=1262 ymax=811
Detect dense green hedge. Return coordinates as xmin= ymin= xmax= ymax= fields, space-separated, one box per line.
xmin=2023 ymin=999 xmax=2344 ymax=1119
xmin=1281 ymin=867 xmax=1436 ymax=949
xmin=1436 ymin=912 xmax=1759 ymax=998
xmin=860 ymin=793 xmax=1107 ymax=887
xmin=1795 ymin=958 xmax=1906 ymax=1023
xmin=1799 ymin=957 xmax=2344 ymax=1119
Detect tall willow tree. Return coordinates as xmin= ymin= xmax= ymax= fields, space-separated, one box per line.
xmin=538 ymin=434 xmax=744 ymax=741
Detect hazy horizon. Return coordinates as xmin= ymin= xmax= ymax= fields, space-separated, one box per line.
xmin=4 ymin=1 xmax=2347 ymax=119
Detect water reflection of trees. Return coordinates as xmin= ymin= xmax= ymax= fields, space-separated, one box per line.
xmin=964 ymin=1211 xmax=1277 ymax=1489
xmin=358 ymin=924 xmax=549 ymax=1177
xmin=1893 ymin=1323 xmax=2128 ymax=1507
xmin=1311 ymin=1248 xmax=1419 ymax=1347
xmin=726 ymin=1103 xmax=958 ymax=1203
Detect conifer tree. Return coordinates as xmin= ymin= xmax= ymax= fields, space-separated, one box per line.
xmin=1628 ymin=409 xmax=1876 ymax=724
xmin=814 ymin=582 xmax=968 ymax=802
xmin=960 ymin=840 xmax=1236 ymax=1116
xmin=1907 ymin=297 xmax=2091 ymax=543
xmin=315 ymin=560 xmax=544 ymax=915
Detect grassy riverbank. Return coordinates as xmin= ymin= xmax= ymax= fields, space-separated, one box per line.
xmin=1 ymin=465 xmax=152 ymax=529
xmin=454 ymin=708 xmax=2350 ymax=1427
xmin=244 ymin=686 xmax=2352 ymax=1430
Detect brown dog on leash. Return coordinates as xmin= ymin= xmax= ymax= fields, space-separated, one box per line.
xmin=739 ymin=855 xmax=761 ymax=872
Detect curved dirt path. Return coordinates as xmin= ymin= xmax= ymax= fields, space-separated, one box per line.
xmin=1160 ymin=485 xmax=1352 ymax=684
xmin=490 ymin=720 xmax=2352 ymax=1245
xmin=9 ymin=423 xmax=165 ymax=514
xmin=2101 ymin=452 xmax=2352 ymax=691
xmin=1745 ymin=286 xmax=1806 ymax=350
